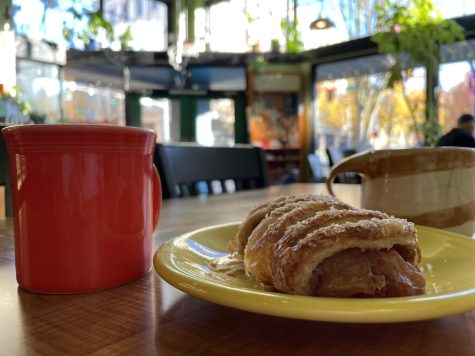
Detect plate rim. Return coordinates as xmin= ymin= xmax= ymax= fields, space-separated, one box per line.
xmin=154 ymin=223 xmax=475 ymax=323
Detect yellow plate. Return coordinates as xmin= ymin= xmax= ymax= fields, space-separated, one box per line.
xmin=154 ymin=223 xmax=475 ymax=323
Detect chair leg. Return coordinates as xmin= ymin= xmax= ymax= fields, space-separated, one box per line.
xmin=5 ymin=185 xmax=12 ymax=218
xmin=5 ymin=167 xmax=12 ymax=217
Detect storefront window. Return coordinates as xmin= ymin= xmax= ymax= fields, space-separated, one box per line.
xmin=16 ymin=59 xmax=61 ymax=122
xmin=314 ymin=56 xmax=426 ymax=167
xmin=439 ymin=61 xmax=475 ymax=132
xmin=13 ymin=0 xmax=166 ymax=50
xmin=103 ymin=0 xmax=167 ymax=51
xmin=13 ymin=0 xmax=97 ymax=47
xmin=198 ymin=0 xmax=475 ymax=53
xmin=140 ymin=97 xmax=180 ymax=143
xmin=196 ymin=99 xmax=235 ymax=146
xmin=62 ymin=81 xmax=125 ymax=125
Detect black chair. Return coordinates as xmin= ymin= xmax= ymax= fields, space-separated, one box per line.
xmin=326 ymin=147 xmax=361 ymax=184
xmin=0 ymin=126 xmax=12 ymax=216
xmin=154 ymin=143 xmax=270 ymax=198
xmin=307 ymin=154 xmax=325 ymax=183
xmin=326 ymin=147 xmax=344 ymax=168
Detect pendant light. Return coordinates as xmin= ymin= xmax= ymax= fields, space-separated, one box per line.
xmin=310 ymin=0 xmax=334 ymax=30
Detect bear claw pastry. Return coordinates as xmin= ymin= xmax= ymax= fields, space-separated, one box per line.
xmin=229 ymin=195 xmax=425 ymax=298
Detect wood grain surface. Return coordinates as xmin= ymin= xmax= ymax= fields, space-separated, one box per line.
xmin=0 ymin=183 xmax=474 ymax=355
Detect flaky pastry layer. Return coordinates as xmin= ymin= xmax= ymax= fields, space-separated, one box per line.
xmin=232 ymin=194 xmax=423 ymax=297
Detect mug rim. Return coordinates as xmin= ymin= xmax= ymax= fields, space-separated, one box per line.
xmin=366 ymin=147 xmax=475 ymax=154
xmin=2 ymin=123 xmax=155 ymax=135
xmin=2 ymin=124 xmax=157 ymax=154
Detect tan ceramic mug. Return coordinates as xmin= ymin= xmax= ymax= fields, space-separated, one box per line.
xmin=326 ymin=148 xmax=475 ymax=237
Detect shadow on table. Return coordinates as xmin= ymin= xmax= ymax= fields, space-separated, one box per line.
xmin=154 ymin=295 xmax=474 ymax=355
xmin=16 ymin=272 xmax=161 ymax=355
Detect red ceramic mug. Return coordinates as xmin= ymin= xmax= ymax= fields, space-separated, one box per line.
xmin=2 ymin=124 xmax=161 ymax=293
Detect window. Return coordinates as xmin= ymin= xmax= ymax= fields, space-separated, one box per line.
xmin=103 ymin=0 xmax=167 ymax=51
xmin=62 ymin=81 xmax=125 ymax=125
xmin=140 ymin=97 xmax=180 ymax=143
xmin=194 ymin=0 xmax=475 ymax=53
xmin=16 ymin=59 xmax=61 ymax=121
xmin=314 ymin=55 xmax=426 ymax=168
xmin=196 ymin=99 xmax=235 ymax=146
xmin=189 ymin=67 xmax=246 ymax=91
xmin=13 ymin=0 xmax=97 ymax=47
xmin=439 ymin=61 xmax=475 ymax=132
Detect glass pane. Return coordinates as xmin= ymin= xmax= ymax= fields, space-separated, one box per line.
xmin=189 ymin=67 xmax=246 ymax=91
xmin=104 ymin=0 xmax=168 ymax=51
xmin=196 ymin=99 xmax=235 ymax=146
xmin=199 ymin=0 xmax=475 ymax=53
xmin=439 ymin=61 xmax=475 ymax=133
xmin=314 ymin=66 xmax=425 ymax=167
xmin=208 ymin=1 xmax=248 ymax=52
xmin=433 ymin=0 xmax=475 ymax=18
xmin=13 ymin=0 xmax=97 ymax=47
xmin=140 ymin=97 xmax=180 ymax=143
xmin=62 ymin=82 xmax=125 ymax=125
xmin=130 ymin=67 xmax=174 ymax=90
xmin=16 ymin=59 xmax=60 ymax=121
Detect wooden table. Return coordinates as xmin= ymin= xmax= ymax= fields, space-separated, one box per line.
xmin=0 ymin=183 xmax=474 ymax=355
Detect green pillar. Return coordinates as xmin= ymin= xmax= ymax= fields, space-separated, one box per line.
xmin=0 ymin=0 xmax=12 ymax=30
xmin=125 ymin=92 xmax=142 ymax=127
xmin=186 ymin=0 xmax=195 ymax=41
xmin=234 ymin=94 xmax=249 ymax=144
xmin=180 ymin=96 xmax=196 ymax=141
xmin=167 ymin=0 xmax=176 ymax=43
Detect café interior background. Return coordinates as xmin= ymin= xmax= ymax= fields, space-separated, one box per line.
xmin=1 ymin=0 xmax=475 ymax=183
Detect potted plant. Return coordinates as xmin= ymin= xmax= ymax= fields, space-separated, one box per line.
xmin=63 ymin=8 xmax=132 ymax=51
xmin=271 ymin=39 xmax=280 ymax=53
xmin=371 ymin=0 xmax=464 ymax=146
xmin=280 ymin=19 xmax=303 ymax=54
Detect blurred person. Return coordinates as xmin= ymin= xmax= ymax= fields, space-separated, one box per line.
xmin=437 ymin=113 xmax=475 ymax=148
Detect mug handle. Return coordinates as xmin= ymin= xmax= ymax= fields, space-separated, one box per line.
xmin=152 ymin=164 xmax=162 ymax=230
xmin=326 ymin=151 xmax=370 ymax=197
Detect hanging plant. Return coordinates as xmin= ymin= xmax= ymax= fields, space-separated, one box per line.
xmin=62 ymin=7 xmax=133 ymax=50
xmin=119 ymin=25 xmax=133 ymax=51
xmin=87 ymin=10 xmax=114 ymax=43
xmin=63 ymin=8 xmax=114 ymax=48
xmin=280 ymin=19 xmax=303 ymax=54
xmin=248 ymin=55 xmax=268 ymax=73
